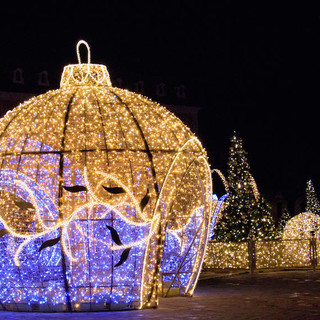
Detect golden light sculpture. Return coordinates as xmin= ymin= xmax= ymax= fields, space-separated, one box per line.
xmin=282 ymin=211 xmax=320 ymax=266
xmin=0 ymin=41 xmax=212 ymax=312
xmin=282 ymin=212 xmax=320 ymax=240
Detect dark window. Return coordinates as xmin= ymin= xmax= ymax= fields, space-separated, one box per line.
xmin=13 ymin=68 xmax=24 ymax=84
xmin=38 ymin=70 xmax=49 ymax=86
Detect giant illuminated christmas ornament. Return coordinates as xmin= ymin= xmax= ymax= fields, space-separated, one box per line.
xmin=0 ymin=41 xmax=213 ymax=312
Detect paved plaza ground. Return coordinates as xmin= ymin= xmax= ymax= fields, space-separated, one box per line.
xmin=0 ymin=270 xmax=320 ymax=319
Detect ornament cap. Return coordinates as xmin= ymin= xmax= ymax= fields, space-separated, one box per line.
xmin=60 ymin=40 xmax=112 ymax=87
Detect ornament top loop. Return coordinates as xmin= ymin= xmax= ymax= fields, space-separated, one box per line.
xmin=60 ymin=40 xmax=112 ymax=87
xmin=76 ymin=40 xmax=91 ymax=65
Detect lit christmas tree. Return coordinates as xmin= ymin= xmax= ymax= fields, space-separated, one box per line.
xmin=213 ymin=134 xmax=275 ymax=241
xmin=276 ymin=208 xmax=291 ymax=238
xmin=305 ymin=180 xmax=320 ymax=215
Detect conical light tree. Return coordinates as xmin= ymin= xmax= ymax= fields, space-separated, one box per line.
xmin=305 ymin=180 xmax=320 ymax=215
xmin=213 ymin=134 xmax=275 ymax=241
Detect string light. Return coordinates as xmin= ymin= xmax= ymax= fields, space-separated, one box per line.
xmin=205 ymin=211 xmax=319 ymax=270
xmin=204 ymin=239 xmax=313 ymax=269
xmin=0 ymin=41 xmax=213 ymax=312
xmin=282 ymin=212 xmax=320 ymax=240
xmin=212 ymin=134 xmax=275 ymax=242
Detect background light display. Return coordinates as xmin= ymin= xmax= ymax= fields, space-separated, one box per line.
xmin=282 ymin=212 xmax=320 ymax=240
xmin=212 ymin=134 xmax=275 ymax=242
xmin=205 ymin=211 xmax=320 ymax=271
xmin=0 ymin=41 xmax=213 ymax=312
xmin=305 ymin=180 xmax=320 ymax=215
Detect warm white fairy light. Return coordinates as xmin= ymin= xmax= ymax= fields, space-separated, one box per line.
xmin=0 ymin=41 xmax=213 ymax=312
xmin=212 ymin=169 xmax=229 ymax=193
xmin=249 ymin=173 xmax=260 ymax=201
xmin=204 ymin=238 xmax=313 ymax=270
xmin=204 ymin=211 xmax=320 ymax=270
xmin=184 ymin=156 xmax=212 ymax=296
xmin=282 ymin=212 xmax=320 ymax=240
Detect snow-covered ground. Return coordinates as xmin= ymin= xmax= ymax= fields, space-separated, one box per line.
xmin=1 ymin=270 xmax=320 ymax=319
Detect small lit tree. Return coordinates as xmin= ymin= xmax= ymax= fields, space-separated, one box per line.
xmin=213 ymin=134 xmax=275 ymax=241
xmin=276 ymin=208 xmax=291 ymax=237
xmin=306 ymin=180 xmax=320 ymax=215
xmin=255 ymin=197 xmax=276 ymax=239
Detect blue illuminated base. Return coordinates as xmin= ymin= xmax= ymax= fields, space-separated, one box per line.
xmin=0 ymin=301 xmax=143 ymax=312
xmin=0 ymin=151 xmax=209 ymax=312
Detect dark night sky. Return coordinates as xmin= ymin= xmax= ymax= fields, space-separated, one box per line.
xmin=0 ymin=1 xmax=319 ymax=203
